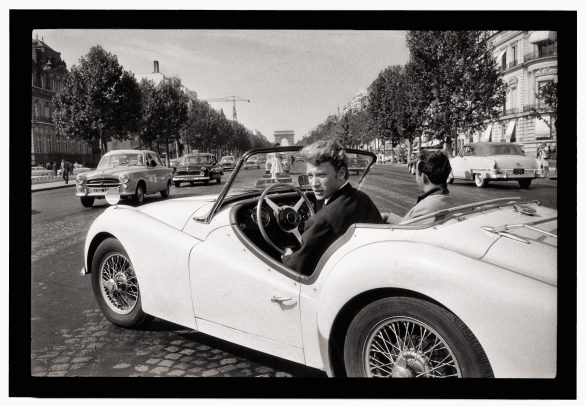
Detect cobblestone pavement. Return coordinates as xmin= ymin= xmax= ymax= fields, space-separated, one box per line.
xmin=31 ymin=308 xmax=322 ymax=377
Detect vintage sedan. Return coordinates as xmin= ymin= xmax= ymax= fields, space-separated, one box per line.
xmin=243 ymin=156 xmax=261 ymax=170
xmin=82 ymin=146 xmax=557 ymax=378
xmin=346 ymin=153 xmax=368 ymax=175
xmin=173 ymin=153 xmax=223 ymax=187
xmin=449 ymin=142 xmax=545 ymax=188
xmin=220 ymin=155 xmax=237 ymax=171
xmin=75 ymin=149 xmax=172 ymax=208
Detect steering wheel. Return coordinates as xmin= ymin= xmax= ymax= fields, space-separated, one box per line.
xmin=257 ymin=183 xmax=315 ymax=255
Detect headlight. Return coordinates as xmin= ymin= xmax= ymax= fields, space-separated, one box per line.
xmin=200 ymin=166 xmax=208 ymax=171
xmin=119 ymin=174 xmax=129 ymax=184
xmin=76 ymin=175 xmax=85 ymax=184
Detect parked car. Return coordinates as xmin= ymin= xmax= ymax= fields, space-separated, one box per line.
xmin=82 ymin=146 xmax=556 ymax=378
xmin=75 ymin=150 xmax=172 ymax=208
xmin=347 ymin=153 xmax=369 ymax=175
xmin=449 ymin=142 xmax=545 ymax=188
xmin=243 ymin=156 xmax=261 ymax=170
xmin=173 ymin=153 xmax=223 ymax=187
xmin=220 ymin=155 xmax=236 ymax=171
xmin=31 ymin=165 xmax=52 ymax=177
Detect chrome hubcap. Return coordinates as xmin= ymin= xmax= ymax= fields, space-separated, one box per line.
xmin=364 ymin=317 xmax=461 ymax=378
xmin=99 ymin=252 xmax=138 ymax=315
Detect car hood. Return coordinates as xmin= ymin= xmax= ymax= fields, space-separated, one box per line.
xmin=81 ymin=167 xmax=148 ymax=178
xmin=136 ymin=194 xmax=219 ymax=230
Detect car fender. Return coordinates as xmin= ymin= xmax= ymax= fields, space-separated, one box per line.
xmin=467 ymin=157 xmax=496 ymax=175
xmin=312 ymin=241 xmax=556 ymax=378
xmin=84 ymin=206 xmax=201 ymax=330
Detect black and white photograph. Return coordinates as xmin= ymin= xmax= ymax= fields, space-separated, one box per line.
xmin=9 ymin=4 xmax=577 ymax=401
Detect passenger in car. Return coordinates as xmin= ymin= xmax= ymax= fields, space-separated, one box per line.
xmin=383 ymin=149 xmax=452 ymax=225
xmin=282 ymin=140 xmax=383 ymax=275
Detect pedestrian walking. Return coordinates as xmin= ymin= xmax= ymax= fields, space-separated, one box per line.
xmin=537 ymin=143 xmax=550 ymax=177
xmin=62 ymin=159 xmax=70 ymax=184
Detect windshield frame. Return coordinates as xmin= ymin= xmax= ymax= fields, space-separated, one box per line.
xmin=194 ymin=146 xmax=377 ymax=223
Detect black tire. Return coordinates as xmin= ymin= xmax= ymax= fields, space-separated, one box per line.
xmin=344 ymin=297 xmax=493 ymax=378
xmin=161 ymin=182 xmax=170 ymax=198
xmin=134 ymin=183 xmax=145 ymax=204
xmin=217 ymin=176 xmax=222 ymax=184
xmin=518 ymin=179 xmax=532 ymax=189
xmin=80 ymin=196 xmax=94 ymax=207
xmin=174 ymin=181 xmax=181 ymax=188
xmin=474 ymin=173 xmax=488 ymax=188
xmin=203 ymin=180 xmax=209 ymax=186
xmin=91 ymin=238 xmax=149 ymax=328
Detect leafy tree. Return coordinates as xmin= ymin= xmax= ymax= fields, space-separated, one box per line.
xmin=406 ymin=31 xmax=507 ymax=154
xmin=530 ymin=80 xmax=557 ymax=137
xmin=52 ymin=45 xmax=141 ymax=155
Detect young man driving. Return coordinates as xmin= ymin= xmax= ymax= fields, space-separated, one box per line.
xmin=282 ymin=140 xmax=383 ymax=275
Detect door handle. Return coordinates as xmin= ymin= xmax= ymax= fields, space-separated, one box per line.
xmin=271 ymin=295 xmax=293 ymax=303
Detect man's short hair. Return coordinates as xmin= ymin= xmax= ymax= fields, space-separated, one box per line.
xmin=417 ymin=149 xmax=451 ymax=186
xmin=301 ymin=139 xmax=349 ymax=179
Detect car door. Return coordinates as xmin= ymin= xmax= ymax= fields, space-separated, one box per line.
xmin=144 ymin=153 xmax=160 ymax=191
xmin=153 ymin=153 xmax=168 ymax=190
xmin=188 ymin=226 xmax=304 ymax=363
xmin=450 ymin=147 xmax=467 ymax=178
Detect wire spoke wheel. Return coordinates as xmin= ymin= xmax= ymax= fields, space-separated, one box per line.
xmin=364 ymin=317 xmax=461 ymax=378
xmin=99 ymin=252 xmax=139 ymax=315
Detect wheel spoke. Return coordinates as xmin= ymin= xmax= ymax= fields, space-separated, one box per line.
xmin=264 ymin=197 xmax=280 ymax=213
xmin=293 ymin=198 xmax=304 ymax=211
xmin=289 ymin=227 xmax=303 ymax=244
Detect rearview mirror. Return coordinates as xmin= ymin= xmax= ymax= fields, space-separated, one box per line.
xmin=298 ymin=174 xmax=309 ymax=187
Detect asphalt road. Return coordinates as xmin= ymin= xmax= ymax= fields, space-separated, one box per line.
xmin=30 ymin=164 xmax=557 ymax=378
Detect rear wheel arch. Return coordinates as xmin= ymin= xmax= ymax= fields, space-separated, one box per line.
xmin=327 ymin=287 xmax=486 ymax=377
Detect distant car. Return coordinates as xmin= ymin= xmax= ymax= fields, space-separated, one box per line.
xmin=257 ymin=155 xmax=267 ymax=166
xmin=220 ymin=156 xmax=236 ymax=171
xmin=243 ymin=157 xmax=261 ymax=170
xmin=72 ymin=164 xmax=92 ymax=176
xmin=449 ymin=142 xmax=545 ymax=188
xmin=173 ymin=153 xmax=223 ymax=187
xmin=347 ymin=153 xmax=369 ymax=175
xmin=75 ymin=149 xmax=172 ymax=207
xmin=31 ymin=165 xmax=52 ymax=177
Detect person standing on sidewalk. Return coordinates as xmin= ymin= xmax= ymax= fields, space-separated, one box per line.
xmin=62 ymin=159 xmax=70 ymax=184
xmin=53 ymin=161 xmax=58 ymax=177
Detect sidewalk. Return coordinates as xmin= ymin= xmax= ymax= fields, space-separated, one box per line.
xmin=31 ymin=180 xmax=76 ymax=193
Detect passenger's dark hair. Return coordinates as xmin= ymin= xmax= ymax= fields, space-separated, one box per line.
xmin=301 ymin=139 xmax=349 ymax=180
xmin=417 ymin=149 xmax=451 ymax=186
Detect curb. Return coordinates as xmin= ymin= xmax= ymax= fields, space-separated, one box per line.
xmin=31 ymin=183 xmax=76 ymax=193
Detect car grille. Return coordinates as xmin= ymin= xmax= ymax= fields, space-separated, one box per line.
xmin=176 ymin=171 xmax=204 ymax=176
xmin=86 ymin=178 xmax=120 ymax=187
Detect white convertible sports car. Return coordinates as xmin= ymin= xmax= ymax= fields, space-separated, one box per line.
xmin=82 ymin=146 xmax=557 ymax=378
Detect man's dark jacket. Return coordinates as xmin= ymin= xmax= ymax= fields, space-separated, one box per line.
xmin=283 ymin=183 xmax=383 ymax=275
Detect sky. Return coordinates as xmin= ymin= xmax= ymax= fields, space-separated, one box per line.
xmin=33 ymin=29 xmax=409 ymax=143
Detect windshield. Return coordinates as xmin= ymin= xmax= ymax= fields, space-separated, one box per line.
xmin=98 ymin=153 xmax=144 ymax=168
xmin=180 ymin=155 xmax=213 ymax=165
xmin=221 ymin=156 xmax=234 ymax=162
xmin=476 ymin=144 xmax=524 ymax=156
xmin=226 ymin=148 xmax=375 ymax=197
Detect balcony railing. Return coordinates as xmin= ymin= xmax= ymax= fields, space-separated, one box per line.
xmin=502 ymin=107 xmax=520 ymax=116
xmin=523 ymin=104 xmax=552 ymax=113
xmin=524 ymin=48 xmax=557 ymax=62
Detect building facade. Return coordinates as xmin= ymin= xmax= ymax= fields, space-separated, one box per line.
xmin=460 ymin=31 xmax=557 ymax=157
xmin=31 ymin=37 xmax=93 ymax=166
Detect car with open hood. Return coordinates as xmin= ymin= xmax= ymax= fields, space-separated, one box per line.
xmin=81 ymin=146 xmax=557 ymax=378
xmin=75 ymin=149 xmax=172 ymax=208
xmin=448 ymin=142 xmax=546 ymax=188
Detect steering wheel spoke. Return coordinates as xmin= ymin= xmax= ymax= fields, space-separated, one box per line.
xmin=264 ymin=196 xmax=281 ymax=214
xmin=289 ymin=227 xmax=303 ymax=244
xmin=293 ymin=197 xmax=305 ymax=211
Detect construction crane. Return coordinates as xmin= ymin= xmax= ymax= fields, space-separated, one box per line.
xmin=203 ymin=96 xmax=251 ymax=122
